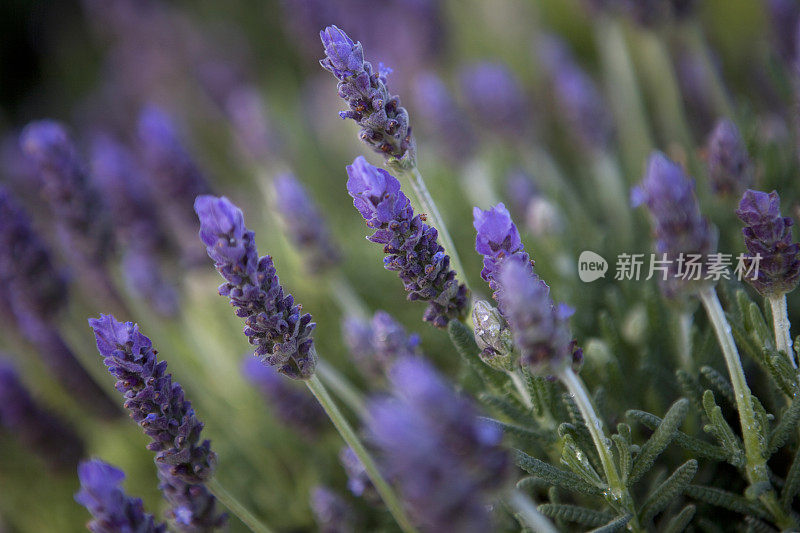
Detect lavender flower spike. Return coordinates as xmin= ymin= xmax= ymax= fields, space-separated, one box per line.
xmin=631 ymin=152 xmax=717 ymax=298
xmin=195 ymin=195 xmax=316 ymax=379
xmin=310 ymin=486 xmax=355 ymax=533
xmin=412 ymin=73 xmax=476 ymax=164
xmin=707 ymin=119 xmax=753 ymax=196
xmin=459 ymin=62 xmax=528 ymax=138
xmin=342 ymin=311 xmax=421 ymax=378
xmin=498 ymin=258 xmax=574 ymax=376
xmin=88 ymin=315 xmax=227 ymax=529
xmin=346 ymin=156 xmax=468 ymax=328
xmin=736 ymin=190 xmax=800 ymax=296
xmin=320 ymin=25 xmax=415 ymax=163
xmin=473 ymin=203 xmax=532 ymax=302
xmin=75 ymin=459 xmax=166 ymax=533
xmin=274 ymin=174 xmax=341 ymax=274
xmin=367 ymin=357 xmax=510 ymax=532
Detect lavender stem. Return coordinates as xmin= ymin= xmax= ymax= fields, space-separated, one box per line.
xmin=507 ymin=489 xmax=558 ymax=533
xmin=769 ymin=294 xmax=796 ymax=368
xmin=207 ymin=478 xmax=273 ymax=533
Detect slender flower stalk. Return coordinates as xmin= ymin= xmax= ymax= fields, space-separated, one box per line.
xmin=75 ymin=459 xmax=167 ymax=533
xmin=770 ymin=295 xmax=795 ymax=366
xmin=507 ymin=490 xmax=558 ymax=533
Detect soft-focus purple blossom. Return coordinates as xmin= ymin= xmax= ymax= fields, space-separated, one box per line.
xmin=631 ymin=152 xmax=717 ymax=297
xmin=339 ymin=447 xmax=377 ymax=502
xmin=473 ymin=203 xmax=533 ymax=303
xmin=75 ymin=459 xmax=166 ymax=533
xmin=0 ymin=359 xmax=84 ymax=471
xmin=411 ymin=72 xmax=476 ymax=163
xmin=346 ymin=157 xmax=468 ymax=327
xmin=342 ymin=311 xmax=421 ymax=378
xmin=707 ymin=119 xmax=753 ymax=196
xmin=504 ymin=168 xmax=538 ymax=221
xmin=242 ymin=357 xmax=326 ymax=437
xmin=498 ymin=258 xmax=575 ymax=376
xmin=274 ymin=174 xmax=341 ymax=274
xmin=88 ymin=316 xmax=226 ymax=531
xmin=675 ymin=47 xmax=719 ymax=136
xmin=767 ymin=0 xmax=800 ymax=64
xmin=19 ymin=120 xmax=115 ymax=268
xmin=121 ymin=250 xmax=179 ymax=317
xmin=736 ymin=190 xmax=800 ymax=296
xmin=320 ymin=25 xmax=415 ymax=163
xmin=366 ymin=357 xmax=510 ymax=532
xmin=137 ymin=105 xmax=213 ymax=266
xmin=459 ymin=62 xmax=528 ymax=138
xmin=538 ymin=35 xmax=612 ymax=151
xmin=224 ymin=86 xmax=281 ymax=162
xmin=310 ymin=486 xmax=355 ymax=533
xmin=195 ymin=195 xmax=317 ymax=379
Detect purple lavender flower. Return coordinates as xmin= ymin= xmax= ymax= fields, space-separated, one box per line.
xmin=504 ymin=169 xmax=538 ymax=221
xmin=157 ymin=464 xmax=227 ymax=532
xmin=497 ymin=258 xmax=574 ymax=375
xmin=0 ymin=359 xmax=84 ymax=471
xmin=75 ymin=459 xmax=167 ymax=533
xmin=195 ymin=195 xmax=316 ymax=379
xmin=346 ymin=157 xmax=468 ymax=328
xmin=342 ymin=311 xmax=421 ymax=378
xmin=767 ymin=0 xmax=800 ymax=64
xmin=242 ymin=357 xmax=326 ymax=437
xmin=274 ymin=174 xmax=341 ymax=274
xmin=706 ymin=119 xmax=753 ymax=196
xmin=736 ymin=190 xmax=800 ymax=296
xmin=473 ymin=203 xmax=533 ymax=302
xmin=310 ymin=486 xmax=355 ymax=533
xmin=366 ymin=357 xmax=510 ymax=532
xmin=538 ymin=35 xmax=612 ymax=151
xmin=339 ymin=446 xmax=378 ymax=502
xmin=631 ymin=152 xmax=717 ymax=298
xmin=320 ymin=25 xmax=415 ymax=163
xmin=411 ymin=72 xmax=476 ymax=163
xmin=224 ymin=86 xmax=281 ymax=162
xmin=459 ymin=62 xmax=528 ymax=138
xmin=137 ymin=105 xmax=213 ymax=265
xmin=19 ymin=120 xmax=114 ymax=268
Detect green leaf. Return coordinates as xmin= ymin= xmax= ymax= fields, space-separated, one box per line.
xmin=537 ymin=504 xmax=613 ymax=527
xmin=479 ymin=417 xmax=556 ymax=446
xmin=700 ymin=366 xmax=735 ymax=407
xmin=745 ymin=517 xmax=778 ymax=533
xmin=662 ymin=504 xmax=696 ymax=533
xmin=639 ymin=459 xmax=698 ymax=523
xmin=751 ymin=396 xmax=771 ymax=459
xmin=612 ymin=423 xmax=633 ymax=484
xmin=561 ymin=392 xmax=601 ymax=469
xmin=764 ymin=349 xmax=800 ymax=398
xmin=684 ymin=485 xmax=771 ymax=520
xmin=745 ymin=300 xmax=774 ymax=350
xmin=781 ymin=445 xmax=800 ymax=509
xmin=628 ymin=398 xmax=689 ymax=484
xmin=588 ymin=514 xmax=632 ymax=533
xmin=675 ymin=369 xmax=705 ymax=414
xmin=561 ymin=434 xmax=604 ymax=487
xmin=448 ymin=320 xmax=506 ymax=390
xmin=513 ymin=449 xmax=605 ymax=496
xmin=702 ymin=390 xmax=746 ymax=468
xmin=479 ymin=393 xmax=531 ymax=426
xmin=626 ymin=409 xmax=728 ymax=461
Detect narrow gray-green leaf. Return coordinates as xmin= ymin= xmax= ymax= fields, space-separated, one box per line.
xmin=479 ymin=417 xmax=556 ymax=445
xmin=684 ymin=485 xmax=771 ymax=520
xmin=513 ymin=449 xmax=605 ymax=496
xmin=781 ymin=446 xmax=800 ymax=509
xmin=640 ymin=459 xmax=698 ymax=523
xmin=770 ymin=396 xmax=800 ymax=457
xmin=537 ymin=504 xmax=613 ymax=527
xmin=588 ymin=514 xmax=632 ymax=533
xmin=700 ymin=366 xmax=735 ymax=407
xmin=629 ymin=398 xmax=689 ymax=484
xmin=663 ymin=504 xmax=696 ymax=533
xmin=626 ymin=409 xmax=728 ymax=461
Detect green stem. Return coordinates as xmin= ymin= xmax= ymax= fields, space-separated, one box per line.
xmin=207 ymin=477 xmax=273 ymax=533
xmin=507 ymin=489 xmax=558 ymax=533
xmin=508 ymin=370 xmax=533 ymax=409
xmin=400 ymin=165 xmax=471 ymax=292
xmin=316 ymin=359 xmax=368 ymax=418
xmin=699 ymin=286 xmax=795 ymax=530
xmin=588 ymin=151 xmax=633 ymax=247
xmin=676 ymin=310 xmax=694 ymax=371
xmin=305 ymin=373 xmax=419 ymax=533
xmin=769 ymin=294 xmax=796 ymax=368
xmin=329 ymin=272 xmax=370 ymax=320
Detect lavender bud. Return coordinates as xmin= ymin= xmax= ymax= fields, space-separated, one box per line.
xmin=707 ymin=119 xmax=753 ymax=196
xmin=339 ymin=447 xmax=378 ymax=502
xmin=242 ymin=357 xmax=326 ymax=437
xmin=631 ymin=152 xmax=717 ymax=298
xmin=736 ymin=189 xmax=800 ymax=296
xmin=346 ymin=157 xmax=468 ymax=328
xmin=538 ymin=35 xmax=612 ymax=151
xmin=320 ymin=25 xmax=415 ymax=164
xmin=273 ymin=174 xmax=341 ymax=274
xmin=0 ymin=359 xmax=84 ymax=471
xmin=472 ymin=300 xmax=516 ymax=372
xmin=195 ymin=195 xmax=316 ymax=379
xmin=411 ymin=72 xmax=476 ymax=164
xmin=473 ymin=203 xmax=533 ymax=303
xmin=366 ymin=357 xmax=510 ymax=532
xmin=19 ymin=120 xmax=114 ymax=267
xmin=342 ymin=311 xmax=421 ymax=378
xmin=497 ymin=259 xmax=574 ymax=376
xmin=75 ymin=459 xmax=167 ymax=533
xmin=157 ymin=463 xmax=227 ymax=532
xmin=311 ymin=486 xmax=355 ymax=533
xmin=459 ymin=62 xmax=528 ymax=138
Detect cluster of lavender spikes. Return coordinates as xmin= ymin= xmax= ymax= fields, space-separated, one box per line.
xmin=736 ymin=189 xmax=800 ymax=297
xmin=88 ymin=315 xmax=226 ymax=530
xmin=346 ymin=156 xmax=468 ymax=328
xmin=195 ymin=195 xmax=317 ymax=379
xmin=75 ymin=460 xmax=166 ymax=533
xmin=366 ymin=357 xmax=510 ymax=532
xmin=342 ymin=310 xmax=421 ymax=378
xmin=319 ymin=25 xmax=415 ymax=163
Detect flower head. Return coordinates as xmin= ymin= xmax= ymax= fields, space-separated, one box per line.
xmin=346 ymin=157 xmax=468 ymax=327
xmin=75 ymin=459 xmax=166 ymax=533
xmin=310 ymin=486 xmax=355 ymax=533
xmin=157 ymin=464 xmax=227 ymax=532
xmin=473 ymin=203 xmax=532 ymax=302
xmin=707 ymin=119 xmax=753 ymax=196
xmin=736 ymin=190 xmax=800 ymax=296
xmin=342 ymin=311 xmax=421 ymax=378
xmin=320 ymin=25 xmax=415 ymax=163
xmin=459 ymin=62 xmax=527 ymax=138
xmin=195 ymin=195 xmax=316 ymax=379
xmin=412 ymin=72 xmax=476 ymax=163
